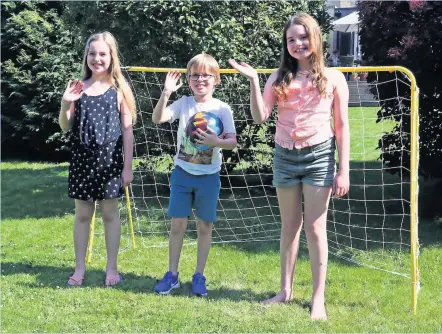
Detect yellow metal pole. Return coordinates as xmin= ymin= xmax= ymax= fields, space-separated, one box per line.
xmin=410 ymin=83 xmax=420 ymax=314
xmin=86 ymin=202 xmax=97 ymax=264
xmin=124 ymin=65 xmax=414 ymax=75
xmin=125 ymin=186 xmax=136 ymax=249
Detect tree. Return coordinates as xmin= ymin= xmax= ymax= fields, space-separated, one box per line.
xmin=1 ymin=1 xmax=81 ymax=160
xmin=358 ymin=1 xmax=442 ymax=178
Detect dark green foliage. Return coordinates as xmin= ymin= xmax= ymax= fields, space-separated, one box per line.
xmin=65 ymin=1 xmax=331 ymax=68
xmin=1 ymin=1 xmax=81 ymax=160
xmin=358 ymin=1 xmax=442 ymax=178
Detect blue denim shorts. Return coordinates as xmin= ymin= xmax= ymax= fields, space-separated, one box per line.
xmin=273 ymin=137 xmax=336 ymax=188
xmin=168 ymin=166 xmax=220 ymax=223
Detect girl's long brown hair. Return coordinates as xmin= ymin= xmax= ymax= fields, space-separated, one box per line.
xmin=81 ymin=32 xmax=136 ymax=123
xmin=273 ymin=13 xmax=328 ymax=101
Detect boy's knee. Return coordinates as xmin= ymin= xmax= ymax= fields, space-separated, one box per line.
xmin=170 ymin=218 xmax=187 ymax=235
xmin=197 ymin=219 xmax=213 ymax=235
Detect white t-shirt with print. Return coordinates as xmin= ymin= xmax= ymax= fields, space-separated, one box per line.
xmin=167 ymin=96 xmax=236 ymax=175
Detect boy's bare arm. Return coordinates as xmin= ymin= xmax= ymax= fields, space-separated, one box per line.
xmin=152 ymin=90 xmax=172 ymax=124
xmin=195 ymin=129 xmax=237 ymax=150
xmin=152 ymin=71 xmax=182 ymax=124
xmin=215 ymin=133 xmax=237 ymax=150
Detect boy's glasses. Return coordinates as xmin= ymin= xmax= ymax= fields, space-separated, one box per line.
xmin=188 ymin=74 xmax=215 ymax=81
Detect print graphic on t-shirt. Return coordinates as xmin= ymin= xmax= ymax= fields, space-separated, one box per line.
xmin=178 ymin=111 xmax=224 ymax=165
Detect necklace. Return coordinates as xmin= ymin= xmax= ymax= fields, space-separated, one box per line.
xmin=296 ymin=70 xmax=311 ymax=77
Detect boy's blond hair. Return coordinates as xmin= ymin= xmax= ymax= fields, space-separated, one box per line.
xmin=186 ymin=54 xmax=221 ymax=84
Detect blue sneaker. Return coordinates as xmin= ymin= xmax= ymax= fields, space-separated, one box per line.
xmin=154 ymin=271 xmax=180 ymax=294
xmin=192 ymin=272 xmax=208 ymax=296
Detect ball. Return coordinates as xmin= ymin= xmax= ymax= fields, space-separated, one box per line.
xmin=185 ymin=111 xmax=224 ymax=151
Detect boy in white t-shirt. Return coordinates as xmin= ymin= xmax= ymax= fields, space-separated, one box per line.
xmin=152 ymin=54 xmax=237 ymax=296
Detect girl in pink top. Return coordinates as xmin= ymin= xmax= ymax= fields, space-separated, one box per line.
xmin=230 ymin=13 xmax=350 ymax=320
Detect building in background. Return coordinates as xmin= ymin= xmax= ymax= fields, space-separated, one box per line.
xmin=326 ymin=0 xmax=360 ymax=66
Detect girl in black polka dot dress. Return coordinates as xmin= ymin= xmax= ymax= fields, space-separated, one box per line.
xmin=69 ymin=87 xmax=124 ymax=201
xmin=59 ymin=32 xmax=136 ymax=287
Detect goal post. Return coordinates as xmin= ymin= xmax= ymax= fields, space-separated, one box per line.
xmin=87 ymin=65 xmax=420 ymax=313
xmin=338 ymin=65 xmax=419 ymax=313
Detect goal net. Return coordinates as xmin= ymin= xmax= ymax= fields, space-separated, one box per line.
xmin=89 ymin=67 xmax=419 ymax=286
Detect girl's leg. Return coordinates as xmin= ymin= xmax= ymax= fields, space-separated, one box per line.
xmin=99 ymin=198 xmax=121 ymax=284
xmin=264 ymin=184 xmax=303 ymax=304
xmin=69 ymin=199 xmax=95 ymax=283
xmin=302 ymin=183 xmax=332 ymax=320
xmin=195 ymin=219 xmax=213 ymax=274
xmin=169 ymin=217 xmax=188 ymax=275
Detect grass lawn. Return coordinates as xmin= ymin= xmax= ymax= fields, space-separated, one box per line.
xmin=2 ymin=107 xmax=442 ymax=332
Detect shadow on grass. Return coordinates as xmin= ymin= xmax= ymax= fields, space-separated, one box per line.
xmin=0 ymin=261 xmax=372 ymax=305
xmin=213 ymin=240 xmax=364 ymax=269
xmin=1 ymin=261 xmax=155 ymax=292
xmin=1 ymin=261 xmax=277 ymax=302
xmin=1 ymin=163 xmax=73 ymax=219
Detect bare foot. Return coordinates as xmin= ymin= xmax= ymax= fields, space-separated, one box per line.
xmin=262 ymin=290 xmax=292 ymax=305
xmin=310 ymin=301 xmax=327 ymax=320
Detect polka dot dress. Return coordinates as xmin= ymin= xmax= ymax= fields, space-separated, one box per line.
xmin=68 ymin=87 xmax=124 ymax=201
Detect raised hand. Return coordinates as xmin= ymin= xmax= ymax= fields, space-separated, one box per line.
xmin=62 ymin=80 xmax=84 ymax=103
xmin=228 ymin=59 xmax=258 ymax=81
xmin=164 ymin=71 xmax=183 ymax=94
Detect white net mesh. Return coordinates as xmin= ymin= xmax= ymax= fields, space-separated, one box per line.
xmin=91 ymin=68 xmax=418 ymax=278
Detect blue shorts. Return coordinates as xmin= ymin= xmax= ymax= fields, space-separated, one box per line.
xmin=272 ymin=137 xmax=336 ymax=188
xmin=168 ymin=166 xmax=220 ymax=223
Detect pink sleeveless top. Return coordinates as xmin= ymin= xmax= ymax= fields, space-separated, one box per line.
xmin=274 ymin=77 xmax=335 ymax=150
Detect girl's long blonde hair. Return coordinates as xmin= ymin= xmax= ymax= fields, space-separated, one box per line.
xmin=81 ymin=32 xmax=136 ymax=123
xmin=273 ymin=13 xmax=328 ymax=100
